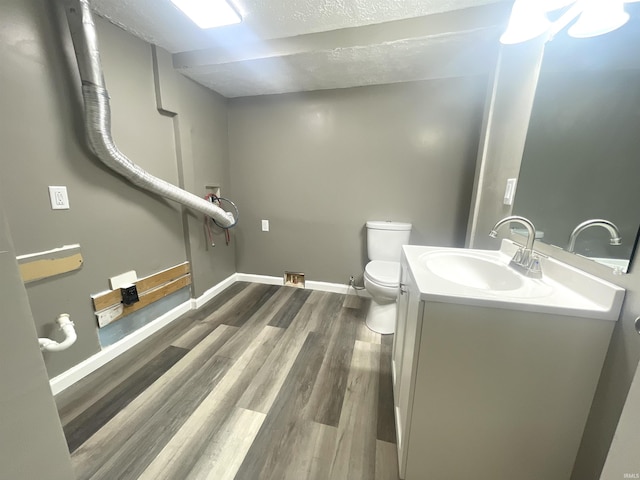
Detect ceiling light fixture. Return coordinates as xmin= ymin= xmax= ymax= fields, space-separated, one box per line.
xmin=170 ymin=0 xmax=242 ymax=29
xmin=500 ymin=0 xmax=631 ymax=44
xmin=500 ymin=0 xmax=552 ymax=44
xmin=568 ymin=0 xmax=630 ymax=37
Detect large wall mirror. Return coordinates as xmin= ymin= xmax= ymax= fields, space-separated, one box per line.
xmin=512 ymin=7 xmax=640 ymax=273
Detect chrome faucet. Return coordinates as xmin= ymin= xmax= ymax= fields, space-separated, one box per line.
xmin=567 ymin=219 xmax=622 ymax=253
xmin=489 ymin=215 xmax=542 ymax=278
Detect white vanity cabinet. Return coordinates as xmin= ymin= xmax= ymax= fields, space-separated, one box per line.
xmin=391 ymin=255 xmax=423 ymax=479
xmin=392 ymin=247 xmax=619 ymax=480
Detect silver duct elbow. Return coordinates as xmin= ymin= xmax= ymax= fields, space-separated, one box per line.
xmin=62 ymin=0 xmax=236 ymax=228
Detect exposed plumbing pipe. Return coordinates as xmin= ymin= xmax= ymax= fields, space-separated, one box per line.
xmin=39 ymin=314 xmax=78 ymax=352
xmin=60 ymin=0 xmax=236 ymax=228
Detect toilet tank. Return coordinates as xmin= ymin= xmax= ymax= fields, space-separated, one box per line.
xmin=366 ymin=221 xmax=412 ymax=262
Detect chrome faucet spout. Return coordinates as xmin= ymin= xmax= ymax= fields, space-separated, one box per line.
xmin=567 ymin=219 xmax=622 ymax=253
xmin=489 ymin=215 xmax=541 ymax=278
xmin=490 ymin=215 xmax=536 ymax=252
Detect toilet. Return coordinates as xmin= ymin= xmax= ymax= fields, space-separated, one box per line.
xmin=364 ymin=220 xmax=412 ymax=334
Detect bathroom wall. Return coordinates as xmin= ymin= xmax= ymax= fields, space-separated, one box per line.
xmin=0 ymin=0 xmax=233 ymax=378
xmin=228 ymin=78 xmax=487 ymax=284
xmin=152 ymin=46 xmax=237 ymax=298
xmin=0 ymin=199 xmax=74 ymax=479
xmin=468 ymin=38 xmax=640 ymax=480
xmin=465 ymin=38 xmax=546 ymax=249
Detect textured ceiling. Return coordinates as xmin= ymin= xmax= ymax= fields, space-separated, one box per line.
xmin=90 ymin=0 xmax=514 ymax=97
xmin=180 ymin=30 xmax=501 ymax=97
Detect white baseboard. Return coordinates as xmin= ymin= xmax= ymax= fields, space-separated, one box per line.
xmin=50 ymin=272 xmax=366 ymax=395
xmin=305 ymin=280 xmax=352 ymax=295
xmin=235 ymin=273 xmax=283 ymax=285
xmin=191 ymin=273 xmax=239 ymax=309
xmin=236 ymin=273 xmax=368 ymax=296
xmin=50 ymin=273 xmax=237 ymax=396
xmin=49 ymin=300 xmax=193 ymax=396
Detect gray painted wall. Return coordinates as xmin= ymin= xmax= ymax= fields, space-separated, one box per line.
xmin=152 ymin=46 xmax=236 ymax=298
xmin=465 ymin=39 xmax=546 ymax=249
xmin=0 ymin=200 xmax=74 ymax=479
xmin=467 ymin=33 xmax=640 ymax=480
xmin=0 ymin=0 xmax=234 ymax=377
xmin=600 ymin=354 xmax=640 ymax=479
xmin=228 ymin=79 xmax=487 ymax=284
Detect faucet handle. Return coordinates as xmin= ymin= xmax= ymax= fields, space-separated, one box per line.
xmin=512 ymin=248 xmax=524 ymax=264
xmin=528 ymin=255 xmax=542 ymax=275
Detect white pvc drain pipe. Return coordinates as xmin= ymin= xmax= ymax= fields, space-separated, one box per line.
xmin=39 ymin=314 xmax=77 ymax=352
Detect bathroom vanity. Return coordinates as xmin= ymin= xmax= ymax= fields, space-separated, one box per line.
xmin=392 ymin=241 xmax=625 ymax=480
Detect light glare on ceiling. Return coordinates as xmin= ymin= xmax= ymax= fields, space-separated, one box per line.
xmin=170 ymin=0 xmax=242 ymax=29
xmin=568 ymin=0 xmax=630 ymax=37
xmin=501 ymin=0 xmax=631 ymax=44
xmin=500 ymin=0 xmax=551 ymax=44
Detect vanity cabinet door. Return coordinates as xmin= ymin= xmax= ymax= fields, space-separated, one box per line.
xmin=393 ymin=256 xmax=424 ymax=479
xmin=392 ymin=259 xmax=410 ymax=397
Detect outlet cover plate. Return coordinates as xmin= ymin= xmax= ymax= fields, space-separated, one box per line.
xmin=109 ymin=270 xmax=138 ymax=290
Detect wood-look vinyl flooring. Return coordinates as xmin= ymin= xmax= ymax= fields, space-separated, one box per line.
xmin=55 ymin=283 xmax=399 ymax=480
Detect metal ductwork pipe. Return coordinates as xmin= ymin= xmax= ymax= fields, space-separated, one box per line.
xmin=60 ymin=0 xmax=236 ymax=228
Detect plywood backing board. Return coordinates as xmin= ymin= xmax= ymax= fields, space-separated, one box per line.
xmin=92 ymin=262 xmax=190 ymax=312
xmin=19 ymin=252 xmax=84 ymax=283
xmin=96 ymin=274 xmax=192 ymax=328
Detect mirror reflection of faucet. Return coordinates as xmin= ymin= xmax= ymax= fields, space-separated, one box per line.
xmin=490 ymin=215 xmax=543 ymax=279
xmin=567 ymin=219 xmax=622 ymax=253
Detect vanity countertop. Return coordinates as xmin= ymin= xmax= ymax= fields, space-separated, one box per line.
xmin=403 ymin=240 xmax=625 ymax=321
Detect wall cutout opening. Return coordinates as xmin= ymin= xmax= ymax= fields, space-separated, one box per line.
xmin=284 ymin=272 xmax=305 ymax=289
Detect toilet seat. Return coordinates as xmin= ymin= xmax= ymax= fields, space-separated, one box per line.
xmin=364 ymin=260 xmax=400 ymax=287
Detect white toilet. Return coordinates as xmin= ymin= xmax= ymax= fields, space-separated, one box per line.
xmin=364 ymin=220 xmax=412 ymax=334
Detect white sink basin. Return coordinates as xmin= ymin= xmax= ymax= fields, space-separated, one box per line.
xmin=421 ymin=251 xmax=523 ymax=291
xmin=403 ymin=240 xmax=625 ymax=321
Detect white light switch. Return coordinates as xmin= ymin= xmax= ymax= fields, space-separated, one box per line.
xmin=261 ymin=220 xmax=269 ymax=232
xmin=49 ymin=186 xmax=70 ymax=210
xmin=503 ymin=178 xmax=517 ymax=206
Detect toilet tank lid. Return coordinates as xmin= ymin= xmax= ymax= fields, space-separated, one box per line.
xmin=366 ymin=221 xmax=412 ymax=231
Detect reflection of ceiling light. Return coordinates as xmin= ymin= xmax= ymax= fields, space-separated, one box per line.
xmin=500 ymin=0 xmax=552 ymax=44
xmin=501 ymin=0 xmax=631 ymax=44
xmin=568 ymin=0 xmax=630 ymax=37
xmin=541 ymin=0 xmax=578 ymax=12
xmin=170 ymin=0 xmax=242 ymax=29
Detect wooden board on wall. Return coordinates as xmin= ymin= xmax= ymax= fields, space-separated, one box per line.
xmin=92 ymin=262 xmax=190 ymax=312
xmin=19 ymin=253 xmax=84 ymax=283
xmin=95 ymin=274 xmax=192 ymax=328
xmin=17 ymin=244 xmax=83 ymax=283
xmin=92 ymin=262 xmax=192 ymax=328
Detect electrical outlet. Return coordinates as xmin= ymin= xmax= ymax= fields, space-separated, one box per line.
xmin=349 ymin=275 xmax=355 ymax=286
xmin=261 ymin=219 xmax=269 ymax=232
xmin=49 ymin=186 xmax=70 ymax=210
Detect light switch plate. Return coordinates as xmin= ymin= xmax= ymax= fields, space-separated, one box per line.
xmin=262 ymin=220 xmax=269 ymax=232
xmin=49 ymin=186 xmax=70 ymax=210
xmin=503 ymin=178 xmax=517 ymax=206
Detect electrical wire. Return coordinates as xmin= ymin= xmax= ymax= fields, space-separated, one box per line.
xmin=204 ymin=194 xmax=237 ymax=246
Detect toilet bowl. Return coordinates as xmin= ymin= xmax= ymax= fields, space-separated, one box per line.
xmin=364 ymin=260 xmax=401 ymax=334
xmin=364 ymin=221 xmax=412 ymax=334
